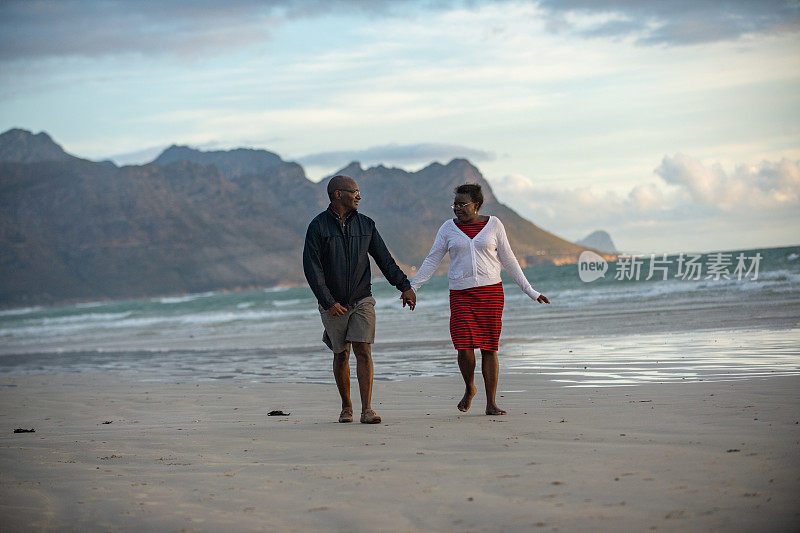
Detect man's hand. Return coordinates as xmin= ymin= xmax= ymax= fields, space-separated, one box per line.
xmin=327 ymin=302 xmax=348 ymax=316
xmin=401 ymin=289 xmax=416 ymax=310
xmin=537 ymin=294 xmax=550 ymax=304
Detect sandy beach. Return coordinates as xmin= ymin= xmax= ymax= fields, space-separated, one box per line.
xmin=1 ymin=373 xmax=798 ymax=532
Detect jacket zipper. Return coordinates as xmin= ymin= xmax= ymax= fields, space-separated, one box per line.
xmin=342 ymin=215 xmax=350 ymax=306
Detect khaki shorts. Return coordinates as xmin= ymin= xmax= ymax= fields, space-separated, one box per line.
xmin=318 ymin=296 xmax=376 ymax=353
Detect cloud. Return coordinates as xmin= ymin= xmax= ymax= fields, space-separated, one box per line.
xmin=0 ymin=1 xmax=276 ymax=61
xmin=296 ymin=143 xmax=495 ymax=168
xmin=492 ymin=154 xmax=800 ymax=250
xmin=656 ymin=153 xmax=800 ymax=210
xmin=497 ymin=153 xmax=800 ymax=223
xmin=5 ymin=0 xmax=795 ymax=63
xmin=494 ymin=175 xmax=667 ymax=229
xmin=0 ymin=0 xmax=461 ymax=62
xmin=627 ymin=182 xmax=666 ymax=211
xmin=105 ymin=145 xmax=167 ymax=166
xmin=538 ymin=0 xmax=800 ymax=45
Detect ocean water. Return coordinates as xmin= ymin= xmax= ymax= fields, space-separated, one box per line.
xmin=1 ymin=245 xmax=798 ymax=386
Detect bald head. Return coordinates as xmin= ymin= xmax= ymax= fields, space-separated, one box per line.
xmin=327 ymin=175 xmax=357 ymax=200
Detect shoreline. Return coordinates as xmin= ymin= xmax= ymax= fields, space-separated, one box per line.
xmin=2 ymin=326 xmax=798 ymax=388
xmin=1 ymin=373 xmax=798 ymax=531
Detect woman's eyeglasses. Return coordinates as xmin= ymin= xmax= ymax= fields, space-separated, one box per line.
xmin=451 ymin=202 xmax=474 ymax=209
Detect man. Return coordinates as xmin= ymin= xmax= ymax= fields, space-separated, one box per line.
xmin=303 ymin=175 xmax=416 ymax=424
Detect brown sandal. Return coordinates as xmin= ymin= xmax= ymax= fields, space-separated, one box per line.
xmin=339 ymin=408 xmax=353 ymax=423
xmin=360 ymin=409 xmax=381 ymax=424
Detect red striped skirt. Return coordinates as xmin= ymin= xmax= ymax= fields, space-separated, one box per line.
xmin=449 ymin=282 xmax=504 ymax=351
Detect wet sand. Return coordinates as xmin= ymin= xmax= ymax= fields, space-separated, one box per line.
xmin=1 ymin=373 xmax=798 ymax=532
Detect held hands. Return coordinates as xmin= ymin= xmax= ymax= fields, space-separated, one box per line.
xmin=537 ymin=294 xmax=550 ymax=304
xmin=401 ymin=289 xmax=416 ymax=310
xmin=327 ymin=302 xmax=348 ymax=316
xmin=328 ymin=290 xmax=416 ymax=316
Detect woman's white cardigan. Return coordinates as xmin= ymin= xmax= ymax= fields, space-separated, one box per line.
xmin=410 ymin=216 xmax=540 ymax=300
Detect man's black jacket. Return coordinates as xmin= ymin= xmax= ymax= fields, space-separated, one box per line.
xmin=303 ymin=206 xmax=411 ymax=310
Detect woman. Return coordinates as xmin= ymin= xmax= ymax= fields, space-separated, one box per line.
xmin=411 ymin=183 xmax=549 ymax=415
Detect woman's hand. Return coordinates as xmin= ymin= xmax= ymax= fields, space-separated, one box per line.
xmin=537 ymin=294 xmax=550 ymax=304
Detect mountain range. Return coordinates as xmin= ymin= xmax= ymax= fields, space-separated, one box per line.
xmin=0 ymin=128 xmax=606 ymax=306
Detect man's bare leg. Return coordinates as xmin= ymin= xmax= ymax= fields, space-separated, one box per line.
xmin=333 ymin=346 xmax=353 ymax=422
xmin=352 ymin=342 xmax=380 ymax=423
xmin=457 ymin=348 xmax=477 ymax=412
xmin=481 ymin=349 xmax=506 ymax=415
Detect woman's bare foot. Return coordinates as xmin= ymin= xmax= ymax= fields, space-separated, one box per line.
xmin=485 ymin=405 xmax=507 ymax=416
xmin=458 ymin=384 xmax=477 ymax=412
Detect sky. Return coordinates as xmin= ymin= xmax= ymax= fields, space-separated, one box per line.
xmin=1 ymin=0 xmax=798 ymax=253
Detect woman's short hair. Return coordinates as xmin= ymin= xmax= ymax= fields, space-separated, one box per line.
xmin=454 ymin=183 xmax=484 ymax=209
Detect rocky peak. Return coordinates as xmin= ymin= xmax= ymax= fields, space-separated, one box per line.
xmin=332 ymin=162 xmax=364 ymax=179
xmin=152 ymin=144 xmax=284 ymax=178
xmin=577 ymin=230 xmax=617 ymax=254
xmin=0 ymin=128 xmax=76 ymax=163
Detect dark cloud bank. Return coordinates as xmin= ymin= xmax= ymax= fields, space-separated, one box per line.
xmin=540 ymin=0 xmax=800 ymax=46
xmin=297 ymin=142 xmax=495 ymax=168
xmin=1 ymin=0 xmax=796 ymax=63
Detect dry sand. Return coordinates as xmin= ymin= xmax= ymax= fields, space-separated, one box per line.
xmin=1 ymin=373 xmax=798 ymax=532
